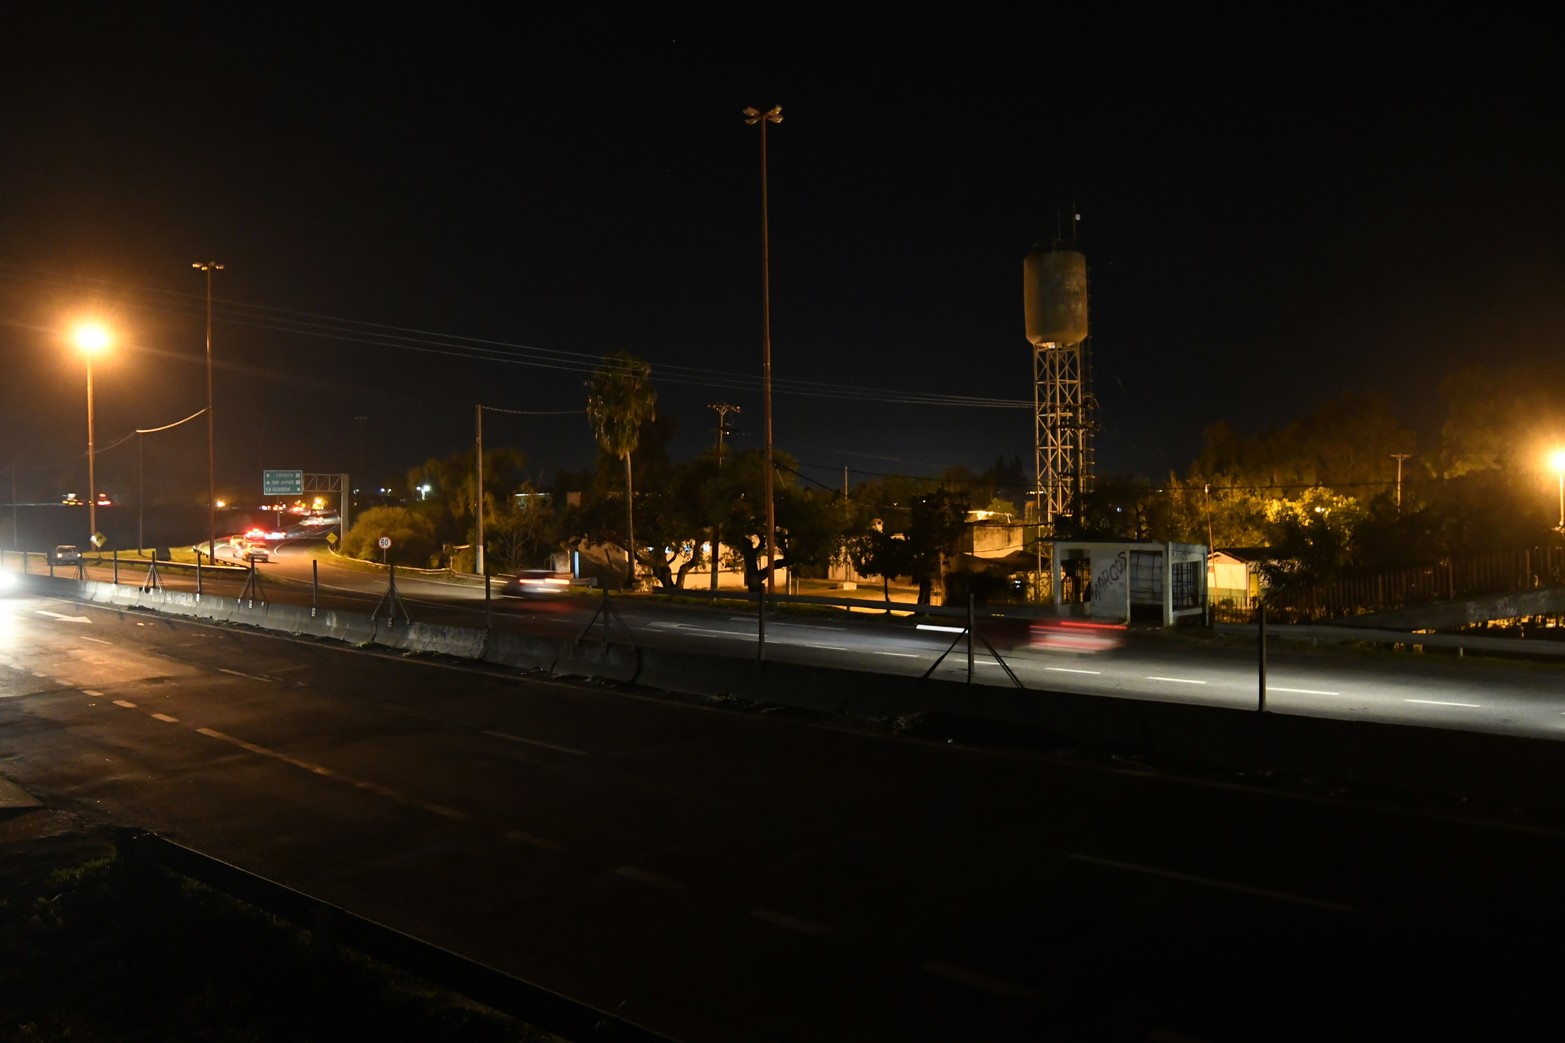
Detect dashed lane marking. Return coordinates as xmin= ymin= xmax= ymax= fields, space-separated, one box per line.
xmin=750 ymin=908 xmax=832 ymax=935
xmin=483 ymin=730 xmax=587 ymax=756
xmin=505 ymin=829 xmax=561 ymax=850
xmin=113 ymin=700 xmax=137 ymax=709
xmin=1146 ymin=676 xmax=1207 ymax=685
xmin=923 ymin=960 xmax=1037 ymax=999
xmin=1045 ymin=667 xmax=1101 ymax=675
xmin=80 ymin=636 xmax=112 ymax=645
xmin=1272 ymin=687 xmax=1340 ymax=695
xmin=219 ymin=668 xmax=275 ymax=682
xmin=616 ymin=866 xmax=685 ymax=890
xmin=874 ymin=651 xmax=919 ymax=658
xmin=82 ymin=689 xmax=105 ymax=697
xmin=1405 ymin=698 xmax=1481 ymax=708
xmin=1070 ymin=853 xmax=1355 ymax=913
xmin=151 ymin=713 xmax=179 ymax=723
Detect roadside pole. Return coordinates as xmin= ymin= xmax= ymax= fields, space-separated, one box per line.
xmin=1258 ymin=596 xmax=1268 ymax=713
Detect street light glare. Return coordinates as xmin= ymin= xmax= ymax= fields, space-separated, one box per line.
xmin=1550 ymin=448 xmax=1565 ymax=474
xmin=72 ymin=323 xmax=111 ymax=354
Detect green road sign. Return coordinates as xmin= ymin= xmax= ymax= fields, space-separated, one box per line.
xmin=263 ymin=469 xmax=304 ymax=496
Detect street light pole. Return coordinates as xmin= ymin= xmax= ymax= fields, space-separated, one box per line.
xmin=193 ymin=261 xmax=223 ymax=562
xmin=71 ymin=324 xmax=110 ymax=547
xmin=1551 ymin=448 xmax=1565 ymax=531
xmin=743 ymin=104 xmax=783 ymax=595
xmin=86 ymin=352 xmax=97 ymax=544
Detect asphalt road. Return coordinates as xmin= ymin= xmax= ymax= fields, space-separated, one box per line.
xmin=2 ymin=590 xmax=1562 ymax=1042
xmin=15 ymin=543 xmax=1565 ymax=742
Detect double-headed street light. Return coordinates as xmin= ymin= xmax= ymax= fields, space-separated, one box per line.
xmin=71 ymin=322 xmax=112 ymax=546
xmin=192 ymin=260 xmax=223 ymax=562
xmin=742 ymin=103 xmax=782 ymax=595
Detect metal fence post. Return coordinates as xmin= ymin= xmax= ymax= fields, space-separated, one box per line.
xmin=1258 ymin=598 xmax=1268 ymax=713
xmin=966 ymin=593 xmax=975 ymax=683
xmin=757 ymin=588 xmax=767 ymax=663
xmin=485 ymin=574 xmax=492 ymax=630
xmin=311 ymin=559 xmax=319 ymax=617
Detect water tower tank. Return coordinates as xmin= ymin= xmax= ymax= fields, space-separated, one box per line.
xmin=1023 ymin=245 xmax=1088 ymax=346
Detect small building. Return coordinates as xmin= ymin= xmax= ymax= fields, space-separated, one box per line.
xmin=1052 ymin=540 xmax=1208 ymax=625
xmin=1208 ymin=547 xmax=1274 ymax=618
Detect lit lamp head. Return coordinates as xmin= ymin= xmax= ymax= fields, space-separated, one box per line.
xmin=1551 ymin=448 xmax=1565 ymax=475
xmin=72 ymin=322 xmax=112 ymax=357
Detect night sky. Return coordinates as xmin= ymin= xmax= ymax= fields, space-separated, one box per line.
xmin=3 ymin=13 xmax=1562 ymax=506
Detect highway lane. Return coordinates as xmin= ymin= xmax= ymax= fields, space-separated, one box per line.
xmin=2 ymin=590 xmax=1563 ymax=1042
xmin=12 ymin=547 xmax=1565 ymax=741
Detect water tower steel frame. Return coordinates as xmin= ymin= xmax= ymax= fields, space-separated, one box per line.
xmin=1024 ymin=241 xmax=1095 ymax=531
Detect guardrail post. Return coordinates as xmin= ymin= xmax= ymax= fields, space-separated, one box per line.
xmin=966 ymin=594 xmax=975 ymax=683
xmin=196 ymin=557 xmax=202 ymax=598
xmin=112 ymin=549 xmax=119 ymax=585
xmin=1257 ymin=598 xmax=1268 ymax=713
xmin=485 ymin=574 xmax=492 ymax=630
xmin=757 ymin=587 xmax=767 ymax=663
xmin=311 ymin=559 xmax=319 ymax=617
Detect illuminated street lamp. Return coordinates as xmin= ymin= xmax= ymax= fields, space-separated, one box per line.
xmin=71 ymin=322 xmax=111 ymax=545
xmin=192 ymin=260 xmax=223 ymax=562
xmin=742 ymin=103 xmax=782 ymax=594
xmin=1550 ymin=447 xmax=1565 ymax=531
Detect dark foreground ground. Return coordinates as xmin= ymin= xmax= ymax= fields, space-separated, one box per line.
xmin=0 ymin=807 xmax=552 ymax=1043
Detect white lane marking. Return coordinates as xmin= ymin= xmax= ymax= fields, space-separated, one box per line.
xmin=923 ymin=960 xmax=1037 ymax=999
xmin=82 ymin=689 xmax=105 ymax=697
xmin=616 ymin=866 xmax=685 ymax=890
xmin=1046 ymin=666 xmax=1101 ymax=675
xmin=505 ymin=829 xmax=561 ymax=851
xmin=916 ymin=624 xmax=965 ymax=634
xmin=483 ymin=730 xmax=587 ymax=756
xmin=771 ymin=622 xmax=847 ymax=632
xmin=805 ymin=644 xmax=849 ymax=651
xmin=415 ymin=800 xmax=469 ymax=821
xmin=750 ymin=908 xmax=832 ymax=935
xmin=151 ymin=713 xmax=179 ymax=723
xmin=80 ymin=636 xmax=112 ymax=645
xmin=1146 ymin=676 xmax=1207 ymax=685
xmin=31 ymin=672 xmax=49 ymax=679
xmin=36 ymin=610 xmax=91 ymax=623
xmin=644 ymin=622 xmax=748 ymax=639
xmin=1405 ymin=698 xmax=1481 ymax=708
xmin=1272 ymin=687 xmax=1340 ymax=696
xmin=1071 ymin=853 xmax=1355 ymax=913
xmin=113 ymin=699 xmax=137 ymax=709
xmin=874 ymin=651 xmax=919 ymax=658
xmin=219 ymin=668 xmax=274 ymax=682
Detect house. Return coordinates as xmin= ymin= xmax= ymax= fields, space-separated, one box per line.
xmin=1208 ymin=547 xmax=1274 ymax=617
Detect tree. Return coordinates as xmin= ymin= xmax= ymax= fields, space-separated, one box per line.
xmin=586 ymin=352 xmax=656 ymax=586
xmin=342 ymin=506 xmax=439 ymax=566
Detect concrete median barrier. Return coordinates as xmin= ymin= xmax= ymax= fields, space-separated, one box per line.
xmin=482 ymin=630 xmax=557 ymax=673
xmin=552 ymin=639 xmax=639 ymax=684
xmin=636 ymin=646 xmax=756 ymax=700
xmin=377 ymin=621 xmax=486 ymax=659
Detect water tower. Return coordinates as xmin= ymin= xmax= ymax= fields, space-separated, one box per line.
xmin=1023 ymin=240 xmax=1094 ymax=529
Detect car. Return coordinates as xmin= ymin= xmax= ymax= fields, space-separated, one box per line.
xmin=498 ymin=572 xmax=570 ymax=598
xmin=52 ymin=545 xmax=83 ymax=565
xmin=238 ymin=540 xmax=270 ymax=563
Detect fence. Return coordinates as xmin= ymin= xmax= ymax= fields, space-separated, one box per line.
xmin=1219 ymin=545 xmax=1565 ymax=623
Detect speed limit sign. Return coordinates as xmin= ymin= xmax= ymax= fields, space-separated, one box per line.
xmin=378 ymin=536 xmax=391 ymax=549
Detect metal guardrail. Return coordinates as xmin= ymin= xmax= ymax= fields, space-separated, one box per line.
xmin=113 ymin=829 xmax=679 ymax=1043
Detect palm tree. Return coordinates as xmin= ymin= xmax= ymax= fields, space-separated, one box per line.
xmin=586 ymin=352 xmax=656 ymax=586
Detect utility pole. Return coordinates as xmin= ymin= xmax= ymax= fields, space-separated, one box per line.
xmin=708 ymin=403 xmax=740 ymax=590
xmin=475 ymin=404 xmax=485 ymax=576
xmin=743 ymin=104 xmax=783 ymax=595
xmin=1391 ymin=453 xmax=1411 ymax=512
